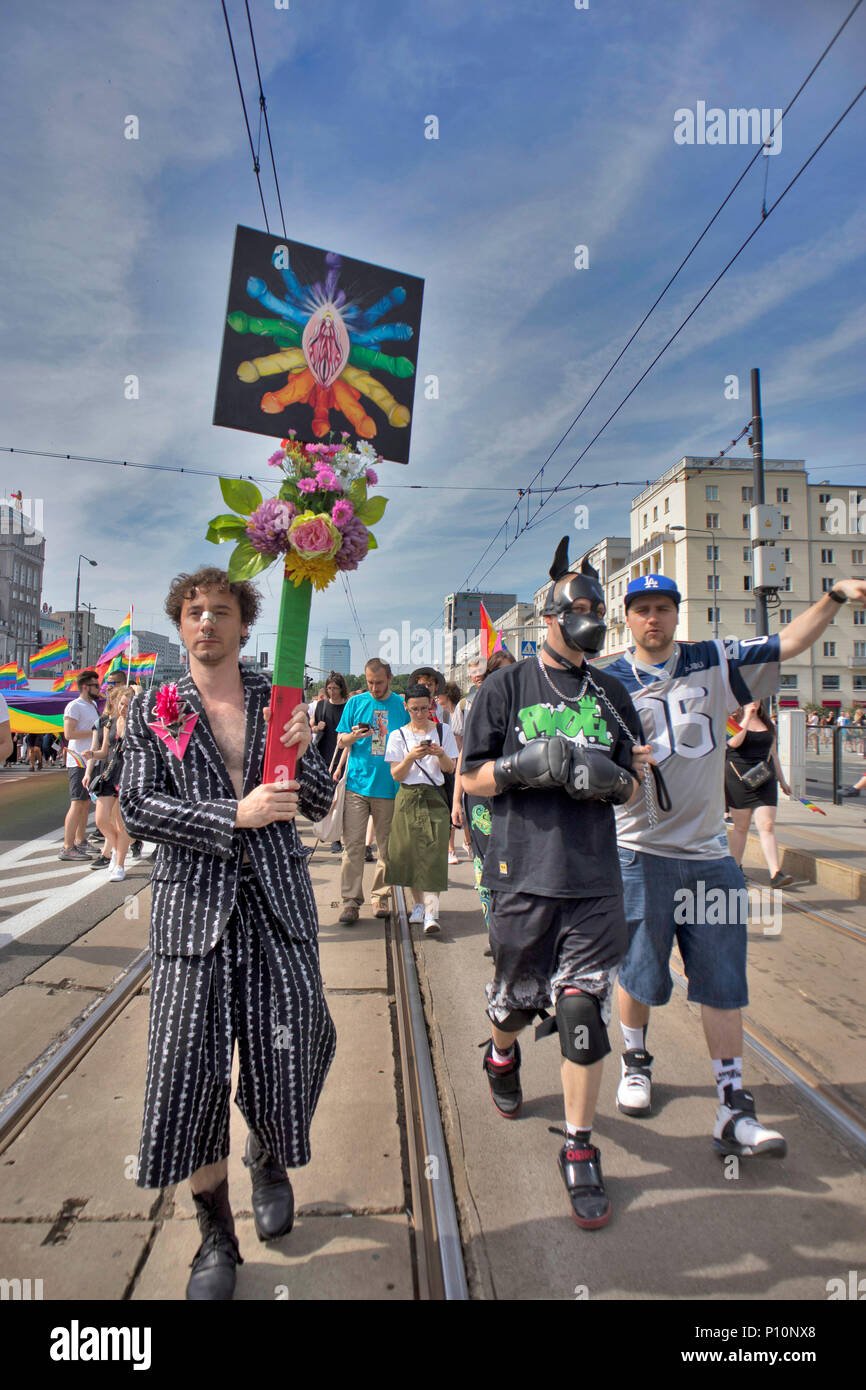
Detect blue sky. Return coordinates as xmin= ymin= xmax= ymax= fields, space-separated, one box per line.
xmin=2 ymin=0 xmax=864 ymax=677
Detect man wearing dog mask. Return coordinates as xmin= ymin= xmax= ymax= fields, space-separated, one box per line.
xmin=461 ymin=539 xmax=652 ymax=1228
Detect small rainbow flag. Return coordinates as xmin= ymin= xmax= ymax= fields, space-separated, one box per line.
xmin=479 ymin=602 xmax=496 ymax=661
xmin=0 ymin=661 xmax=16 ymax=687
xmin=30 ymin=637 xmax=71 ymax=671
xmin=129 ymin=652 xmax=157 ymax=674
xmin=95 ymin=608 xmax=133 ymax=668
xmin=15 ymin=666 xmax=28 ymax=688
xmin=53 ymin=669 xmax=83 ymax=691
xmin=798 ymin=797 xmax=827 ymax=816
xmin=725 ymin=716 xmax=742 ymax=738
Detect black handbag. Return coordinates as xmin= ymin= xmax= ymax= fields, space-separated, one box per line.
xmin=731 ymin=758 xmax=774 ymax=790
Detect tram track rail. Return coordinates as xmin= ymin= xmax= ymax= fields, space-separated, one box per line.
xmin=743 ymin=877 xmax=866 ymax=946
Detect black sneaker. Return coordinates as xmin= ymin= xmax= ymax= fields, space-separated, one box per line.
xmin=89 ymin=854 xmax=112 ymax=870
xmin=480 ymin=1039 xmax=522 ymax=1119
xmin=769 ymin=871 xmax=793 ymax=889
xmin=88 ymin=830 xmax=105 ymax=844
xmin=551 ymin=1128 xmax=611 ymax=1229
xmin=364 ymin=846 xmax=375 ymax=863
xmin=129 ymin=839 xmax=143 ymax=859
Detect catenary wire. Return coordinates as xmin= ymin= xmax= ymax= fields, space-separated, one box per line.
xmin=220 ymin=0 xmax=270 ymax=232
xmin=244 ymin=0 xmax=288 ymax=239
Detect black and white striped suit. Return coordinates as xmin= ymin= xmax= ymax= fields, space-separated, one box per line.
xmin=119 ymin=666 xmax=337 ymax=1189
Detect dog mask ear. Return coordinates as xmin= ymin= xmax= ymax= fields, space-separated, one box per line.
xmin=580 ymin=558 xmax=600 ymax=581
xmin=549 ymin=536 xmax=570 ymax=582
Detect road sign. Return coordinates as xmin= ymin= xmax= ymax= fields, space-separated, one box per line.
xmin=521 ymin=641 xmax=537 ymax=656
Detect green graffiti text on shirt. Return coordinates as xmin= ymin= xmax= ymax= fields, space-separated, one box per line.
xmin=517 ymin=698 xmax=612 ymax=747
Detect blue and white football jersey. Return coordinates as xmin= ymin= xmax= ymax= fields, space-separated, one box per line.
xmin=606 ymin=636 xmax=781 ymax=859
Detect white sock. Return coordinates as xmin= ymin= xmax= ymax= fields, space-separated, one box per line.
xmin=712 ymin=1056 xmax=743 ymax=1104
xmin=621 ymin=1023 xmax=646 ymax=1053
xmin=490 ymin=1043 xmax=514 ymax=1065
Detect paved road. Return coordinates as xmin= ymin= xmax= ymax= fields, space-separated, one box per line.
xmin=0 ymin=769 xmax=69 ymax=853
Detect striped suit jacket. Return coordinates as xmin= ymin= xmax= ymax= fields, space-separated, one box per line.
xmin=119 ymin=666 xmax=334 ymax=957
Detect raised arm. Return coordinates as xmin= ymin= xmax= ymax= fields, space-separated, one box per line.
xmin=778 ymin=580 xmax=866 ymax=661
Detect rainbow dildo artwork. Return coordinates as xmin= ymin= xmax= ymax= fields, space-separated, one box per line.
xmin=213 ymin=226 xmax=424 ymax=465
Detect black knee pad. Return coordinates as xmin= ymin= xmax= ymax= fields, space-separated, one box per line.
xmin=492 ymin=1007 xmax=540 ymax=1034
xmin=555 ymin=990 xmax=610 ymax=1065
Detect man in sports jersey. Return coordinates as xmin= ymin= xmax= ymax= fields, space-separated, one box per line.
xmin=606 ymin=571 xmax=866 ymax=1159
xmin=462 ymin=540 xmax=653 ymax=1229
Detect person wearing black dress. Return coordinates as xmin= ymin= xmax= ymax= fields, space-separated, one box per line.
xmin=310 ymin=672 xmax=349 ymax=853
xmin=725 ymin=701 xmax=793 ymax=888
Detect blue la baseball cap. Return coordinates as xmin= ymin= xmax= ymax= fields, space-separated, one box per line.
xmin=624 ymin=574 xmax=682 ymax=610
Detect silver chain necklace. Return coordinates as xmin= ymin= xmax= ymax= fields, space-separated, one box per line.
xmin=537 ymin=654 xmax=658 ymax=828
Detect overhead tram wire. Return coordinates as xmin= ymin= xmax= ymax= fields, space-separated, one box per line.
xmin=221 ymin=0 xmax=270 ymax=232
xmin=463 ymin=81 xmax=866 ymax=594
xmin=446 ymin=0 xmax=865 ymax=602
xmin=243 ymin=0 xmax=287 ymax=239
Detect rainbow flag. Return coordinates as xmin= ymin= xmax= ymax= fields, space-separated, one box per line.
xmin=30 ymin=637 xmax=70 ymax=671
xmin=726 ymin=716 xmax=742 ymax=738
xmin=129 ymin=652 xmax=157 ymax=674
xmin=95 ymin=608 xmax=133 ymax=668
xmin=15 ymin=666 xmax=28 ymax=688
xmin=480 ymin=603 xmax=497 ymax=661
xmin=0 ymin=661 xmax=16 ymax=687
xmin=52 ymin=669 xmax=83 ymax=692
xmin=799 ymin=797 xmax=827 ymax=816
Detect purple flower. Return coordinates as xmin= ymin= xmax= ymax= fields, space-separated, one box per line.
xmin=267 ymin=450 xmax=285 ymax=468
xmin=332 ymin=499 xmax=354 ymax=527
xmin=245 ymin=498 xmax=296 ymax=554
xmin=315 ymin=466 xmax=339 ymax=490
xmin=297 ymin=477 xmax=318 ymax=493
xmin=365 ymin=468 xmax=378 ymax=485
xmin=334 ymin=515 xmax=370 ymax=571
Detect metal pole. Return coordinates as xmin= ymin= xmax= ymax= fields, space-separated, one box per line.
xmin=73 ymin=556 xmax=82 ymax=666
xmin=832 ymin=724 xmax=844 ymax=806
xmin=711 ymin=539 xmax=718 ymax=638
xmin=751 ymin=368 xmax=769 ymax=637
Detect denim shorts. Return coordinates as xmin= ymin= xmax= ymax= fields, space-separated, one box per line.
xmin=617 ymin=847 xmax=748 ymax=1010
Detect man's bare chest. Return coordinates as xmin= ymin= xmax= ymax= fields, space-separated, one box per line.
xmin=202 ymin=697 xmax=247 ymax=796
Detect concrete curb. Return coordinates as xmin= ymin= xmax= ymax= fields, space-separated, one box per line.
xmin=741 ymin=830 xmax=866 ymax=903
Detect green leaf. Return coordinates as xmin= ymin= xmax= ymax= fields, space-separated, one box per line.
xmin=226 ymin=539 xmax=274 ymax=581
xmin=366 ymin=531 xmax=378 ymax=549
xmin=278 ymin=481 xmax=298 ymax=502
xmin=347 ymin=478 xmax=367 ymax=507
xmin=206 ymin=513 xmax=249 ymax=544
xmin=219 ymin=477 xmax=262 ymax=516
xmin=355 ymin=495 xmax=388 ymax=526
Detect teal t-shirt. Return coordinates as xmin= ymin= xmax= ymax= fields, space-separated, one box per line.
xmin=337 ymin=692 xmax=409 ymax=799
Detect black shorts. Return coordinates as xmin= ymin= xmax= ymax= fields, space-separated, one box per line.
xmin=67 ymin=766 xmax=90 ymax=802
xmin=485 ymin=889 xmax=627 ymax=1026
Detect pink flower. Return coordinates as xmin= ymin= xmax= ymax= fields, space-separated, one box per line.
xmin=297 ymin=477 xmax=317 ymax=493
xmin=332 ymin=499 xmax=354 ymax=526
xmin=289 ymin=512 xmax=342 ymax=559
xmin=365 ymin=468 xmax=378 ymax=485
xmin=267 ymin=450 xmax=285 ymax=468
xmin=314 ymin=466 xmax=339 ymax=490
xmin=154 ymin=682 xmax=181 ymax=725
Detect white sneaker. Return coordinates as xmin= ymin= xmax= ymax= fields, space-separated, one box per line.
xmin=616 ymin=1049 xmax=653 ymax=1116
xmin=109 ymin=849 xmax=117 ymax=871
xmin=108 ymin=865 xmax=126 ymax=882
xmin=713 ymin=1088 xmax=787 ymax=1158
xmin=423 ymin=915 xmax=440 ymax=934
xmin=409 ymin=904 xmax=424 ymax=925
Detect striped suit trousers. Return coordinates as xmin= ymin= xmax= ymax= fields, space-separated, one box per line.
xmin=137 ymin=868 xmax=336 ymax=1189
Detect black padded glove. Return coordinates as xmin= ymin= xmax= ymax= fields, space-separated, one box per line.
xmin=567 ymin=747 xmax=635 ymax=805
xmin=493 ymin=736 xmax=573 ymax=793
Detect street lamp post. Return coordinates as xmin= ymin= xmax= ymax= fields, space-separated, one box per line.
xmin=668 ymin=525 xmax=722 ymax=639
xmin=255 ymin=631 xmax=278 ymax=668
xmin=74 ymin=554 xmax=97 ymax=665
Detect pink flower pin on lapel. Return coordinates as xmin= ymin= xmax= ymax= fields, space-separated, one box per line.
xmin=147 ymin=681 xmax=199 ymax=760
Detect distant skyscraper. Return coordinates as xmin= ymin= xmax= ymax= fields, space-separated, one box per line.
xmin=320 ymin=637 xmax=351 ymax=677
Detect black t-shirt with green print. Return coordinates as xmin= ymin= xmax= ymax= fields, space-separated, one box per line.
xmin=461 ymin=656 xmax=641 ymax=898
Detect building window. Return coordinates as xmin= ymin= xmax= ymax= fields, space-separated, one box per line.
xmin=782 ymin=515 xmax=790 ymax=531
xmin=784 ymin=576 xmax=792 ymax=591
xmin=743 ymin=545 xmax=752 ymax=562
xmin=745 ymin=608 xmax=756 ymax=624
xmin=855 ymin=676 xmax=866 ymax=691
xmin=783 ymin=548 xmax=791 ymax=561
xmin=664 ymin=497 xmax=670 ymax=513
xmin=707 ymin=545 xmax=719 ymax=560
xmin=744 ymin=576 xmax=752 ymax=590
xmin=824 ymin=642 xmax=836 ymax=657
xmin=822 ymin=578 xmax=835 ymax=592
xmin=819 ymin=517 xmax=828 ymax=532
xmin=854 ymin=611 xmax=865 ymax=626
xmin=779 ymin=609 xmax=792 ymax=624
xmin=642 ymin=513 xmax=648 ymax=529
xmin=852 ymin=549 xmax=864 ymax=565
xmin=742 ymin=514 xmax=750 ymax=530
xmin=854 ymin=642 xmax=866 ymax=659
xmin=821 ymin=549 xmax=834 ymax=564
xmin=707 ymin=574 xmax=720 ymax=590
xmin=779 ymin=673 xmax=798 ymax=688
xmin=741 ymin=486 xmax=754 ymax=502
xmin=818 ymin=492 xmax=831 ymax=504
xmin=650 ymin=506 xmax=657 ymax=522
xmin=822 ymin=675 xmax=840 ymax=690
xmin=707 ymin=607 xmax=719 ymax=625
xmin=776 ymin=487 xmax=789 ymax=503
xmin=706 ymin=513 xmax=719 ymax=529
xmin=705 ymin=485 xmax=719 ymax=501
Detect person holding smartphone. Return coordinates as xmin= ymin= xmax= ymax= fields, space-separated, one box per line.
xmin=385 ymin=684 xmax=458 ymax=934
xmin=335 ymin=658 xmax=409 ymax=925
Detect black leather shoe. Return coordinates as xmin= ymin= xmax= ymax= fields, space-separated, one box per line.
xmin=244 ymin=1132 xmax=295 ymax=1242
xmin=186 ymin=1179 xmax=243 ymax=1300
